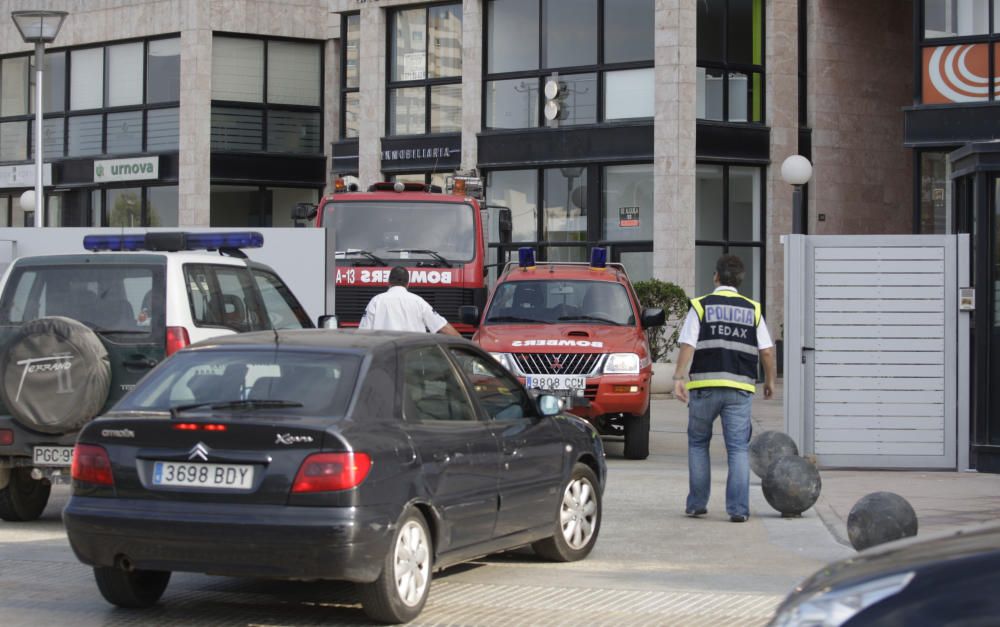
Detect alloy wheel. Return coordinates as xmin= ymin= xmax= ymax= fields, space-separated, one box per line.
xmin=560 ymin=477 xmax=598 ymax=549
xmin=393 ymin=519 xmax=430 ymax=607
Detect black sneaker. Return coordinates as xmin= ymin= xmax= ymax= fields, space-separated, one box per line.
xmin=685 ymin=508 xmax=707 ymax=517
xmin=729 ymin=514 xmax=749 ymax=523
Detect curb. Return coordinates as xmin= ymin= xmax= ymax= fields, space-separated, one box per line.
xmin=813 ymin=496 xmax=853 ymax=548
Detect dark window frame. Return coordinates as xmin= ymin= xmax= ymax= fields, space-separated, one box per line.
xmin=696 ymin=0 xmax=767 ymax=125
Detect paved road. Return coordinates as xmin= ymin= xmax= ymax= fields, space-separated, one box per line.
xmin=0 ymin=397 xmax=852 ymax=626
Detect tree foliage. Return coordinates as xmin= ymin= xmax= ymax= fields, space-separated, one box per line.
xmin=633 ymin=278 xmax=688 ymax=362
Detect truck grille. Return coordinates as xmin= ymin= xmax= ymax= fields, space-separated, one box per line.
xmin=512 ymin=353 xmax=604 ymax=376
xmin=335 ymin=287 xmax=477 ymax=323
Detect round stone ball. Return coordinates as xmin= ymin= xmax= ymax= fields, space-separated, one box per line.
xmin=762 ymin=455 xmax=822 ymax=516
xmin=847 ymin=492 xmax=918 ymax=552
xmin=750 ymin=431 xmax=800 ymax=479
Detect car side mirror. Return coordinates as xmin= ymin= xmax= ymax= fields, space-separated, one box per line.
xmin=318 ymin=314 xmax=339 ymax=329
xmin=292 ymin=202 xmax=317 ymax=221
xmin=536 ymin=394 xmax=561 ymax=417
xmin=459 ymin=305 xmax=480 ymax=326
xmin=641 ymin=307 xmax=665 ymax=329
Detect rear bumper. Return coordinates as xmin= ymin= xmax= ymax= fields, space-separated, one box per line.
xmin=0 ymin=415 xmax=78 ymax=466
xmin=63 ymin=496 xmax=396 ymax=582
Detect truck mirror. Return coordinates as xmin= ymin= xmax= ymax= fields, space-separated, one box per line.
xmin=458 ymin=305 xmax=480 ymax=326
xmin=498 ymin=207 xmax=512 ymax=244
xmin=318 ymin=314 xmax=339 ymax=329
xmin=641 ymin=307 xmax=665 ymax=329
xmin=292 ymin=202 xmax=317 ymax=221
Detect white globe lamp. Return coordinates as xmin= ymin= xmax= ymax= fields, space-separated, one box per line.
xmin=781 ymin=155 xmax=813 ymax=186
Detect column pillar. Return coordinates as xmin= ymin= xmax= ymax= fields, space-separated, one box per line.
xmin=177 ymin=2 xmax=212 ymax=226
xmin=357 ymin=6 xmax=386 ymax=186
xmin=461 ymin=0 xmax=483 ymax=170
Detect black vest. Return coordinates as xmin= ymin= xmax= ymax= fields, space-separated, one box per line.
xmin=687 ymin=290 xmax=760 ymax=392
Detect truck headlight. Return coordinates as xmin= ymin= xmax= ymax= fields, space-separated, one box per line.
xmin=603 ymin=353 xmax=640 ymax=374
xmin=769 ymin=572 xmax=914 ymax=627
xmin=489 ymin=352 xmax=514 ymax=372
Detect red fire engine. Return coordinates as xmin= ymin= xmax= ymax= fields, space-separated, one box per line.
xmin=463 ymin=248 xmax=665 ymax=459
xmin=297 ymin=174 xmax=497 ymax=335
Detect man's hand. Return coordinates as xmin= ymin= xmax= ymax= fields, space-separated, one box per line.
xmin=673 ymin=379 xmax=689 ymax=404
xmin=763 ymin=381 xmax=774 ymax=399
xmin=759 ymin=346 xmax=777 ymax=401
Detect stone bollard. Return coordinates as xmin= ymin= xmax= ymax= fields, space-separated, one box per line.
xmin=847 ymin=492 xmax=918 ymax=551
xmin=762 ymin=455 xmax=822 ymax=518
xmin=749 ymin=430 xmax=799 ymax=479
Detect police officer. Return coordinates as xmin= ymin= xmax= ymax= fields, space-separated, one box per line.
xmin=672 ymin=254 xmax=776 ymax=523
xmin=358 ymin=266 xmax=460 ymax=335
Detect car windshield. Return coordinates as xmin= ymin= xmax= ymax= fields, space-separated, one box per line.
xmin=327 ymin=201 xmax=475 ymax=264
xmin=484 ymin=280 xmax=636 ymax=326
xmin=113 ymin=349 xmax=361 ymax=416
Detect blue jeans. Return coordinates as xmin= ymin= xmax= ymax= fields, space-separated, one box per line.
xmin=686 ymin=387 xmax=753 ymax=518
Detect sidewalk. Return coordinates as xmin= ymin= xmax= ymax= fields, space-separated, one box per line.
xmin=652 ymin=380 xmax=1000 ymax=548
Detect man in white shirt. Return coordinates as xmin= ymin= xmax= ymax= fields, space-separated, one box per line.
xmin=358 ymin=266 xmax=461 ymax=335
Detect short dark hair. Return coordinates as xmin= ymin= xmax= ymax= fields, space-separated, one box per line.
xmin=715 ymin=254 xmax=745 ymax=288
xmin=388 ymin=266 xmax=409 ymax=287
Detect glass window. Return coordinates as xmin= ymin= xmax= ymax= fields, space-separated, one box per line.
xmin=924 ymin=0 xmax=989 ymax=38
xmin=71 ymin=48 xmax=104 ymax=110
xmin=147 ymin=185 xmax=179 ymax=227
xmin=695 ymin=245 xmax=724 ymax=296
xmin=67 ymin=115 xmax=103 ymax=156
xmin=107 ymin=42 xmax=143 ymax=107
xmin=390 ymin=87 xmax=426 ymax=135
xmin=147 ymin=38 xmax=180 ymax=103
xmin=604 ymin=0 xmax=654 ymax=63
xmin=697 ymin=0 xmax=725 ymax=62
xmin=487 ymin=169 xmax=538 ymax=242
xmin=602 ymin=164 xmax=653 ymax=241
xmin=393 ymin=8 xmax=427 ymax=82
xmin=429 ymin=4 xmax=463 ymax=79
xmin=2 ymin=57 xmax=28 ymax=116
xmin=252 ymin=269 xmax=312 ymax=329
xmin=212 ymin=37 xmax=264 ymax=102
xmin=697 ymin=67 xmax=724 ymax=120
xmin=147 ymin=107 xmax=179 ymax=152
xmin=34 ymin=117 xmax=64 ymax=160
xmin=403 ymin=346 xmax=476 ymax=422
xmin=486 ymin=78 xmax=539 ymax=129
xmin=729 ymin=245 xmax=761 ymax=301
xmin=729 ymin=166 xmax=760 ymax=242
xmin=430 ymin=83 xmax=462 ymax=133
xmin=919 ymin=151 xmax=951 ymax=234
xmin=487 ymin=0 xmax=540 ymax=73
xmin=268 ymin=41 xmax=321 ymax=106
xmin=344 ymin=92 xmax=360 ymax=138
xmin=605 ymin=68 xmax=654 ymax=120
xmin=696 ymin=165 xmax=724 ymax=240
xmin=40 ymin=52 xmax=66 ymax=113
xmin=620 ymin=251 xmax=653 ymax=282
xmin=106 ymin=110 xmax=142 ymax=154
xmin=270 ymin=187 xmax=321 ymax=227
xmin=0 ymin=121 xmax=27 ymax=161
xmin=211 ymin=107 xmax=263 ymax=151
xmin=107 ymin=187 xmax=142 ymax=227
xmin=267 ymin=110 xmax=321 ymax=153
xmin=484 ymin=279 xmax=634 ymax=325
xmin=543 ymin=167 xmax=587 ymax=262
xmin=727 ymin=0 xmax=758 ymax=65
xmin=557 ymin=73 xmax=597 ymax=125
xmin=543 ymin=0 xmax=597 ymax=68
xmin=697 ymin=0 xmax=764 ymax=123
xmin=449 ymin=348 xmax=531 ymax=420
xmin=345 ymin=14 xmax=360 ymax=90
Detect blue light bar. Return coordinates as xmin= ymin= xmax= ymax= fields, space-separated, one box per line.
xmin=185 ymin=232 xmax=263 ymax=250
xmin=83 ymin=234 xmax=147 ymax=251
xmin=590 ymin=247 xmax=607 ymax=270
xmin=518 ymin=247 xmax=536 ymax=269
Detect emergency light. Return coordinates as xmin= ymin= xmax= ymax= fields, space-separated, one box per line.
xmin=590 ymin=247 xmax=608 ymax=270
xmin=83 ymin=231 xmax=264 ymax=252
xmin=518 ymin=247 xmax=536 ymax=269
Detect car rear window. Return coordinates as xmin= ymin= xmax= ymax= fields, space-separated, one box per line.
xmin=113 ymin=349 xmax=361 ymax=416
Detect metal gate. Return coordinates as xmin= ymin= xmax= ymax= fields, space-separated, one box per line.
xmin=784 ymin=235 xmax=970 ymax=469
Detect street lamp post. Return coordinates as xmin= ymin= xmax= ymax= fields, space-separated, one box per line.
xmin=11 ymin=10 xmax=67 ymax=228
xmin=781 ymin=155 xmax=813 ymax=234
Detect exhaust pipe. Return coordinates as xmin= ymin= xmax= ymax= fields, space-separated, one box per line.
xmin=115 ymin=554 xmax=135 ymax=572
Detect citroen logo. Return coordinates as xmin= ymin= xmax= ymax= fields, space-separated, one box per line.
xmin=188 ymin=442 xmax=209 ymax=461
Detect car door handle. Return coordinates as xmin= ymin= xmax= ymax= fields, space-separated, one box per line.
xmin=123 ymin=357 xmax=158 ymax=369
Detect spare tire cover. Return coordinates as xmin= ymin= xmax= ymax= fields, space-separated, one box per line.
xmin=0 ymin=316 xmax=111 ymax=434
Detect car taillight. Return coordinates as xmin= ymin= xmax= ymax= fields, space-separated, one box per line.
xmin=0 ymin=429 xmax=13 ymax=445
xmin=72 ymin=444 xmax=114 ymax=486
xmin=166 ymin=326 xmax=190 ymax=356
xmin=292 ymin=452 xmax=371 ymax=493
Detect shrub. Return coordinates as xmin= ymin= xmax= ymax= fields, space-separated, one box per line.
xmin=633 ymin=278 xmax=688 ymax=362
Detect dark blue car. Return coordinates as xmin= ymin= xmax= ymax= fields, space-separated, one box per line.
xmin=63 ymin=330 xmax=606 ymax=624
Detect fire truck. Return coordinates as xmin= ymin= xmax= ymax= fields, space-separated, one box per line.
xmin=462 ymin=248 xmax=665 ymax=460
xmin=295 ymin=173 xmax=505 ymax=335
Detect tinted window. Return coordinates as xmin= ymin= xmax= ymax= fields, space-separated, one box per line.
xmin=485 ymin=279 xmax=636 ymax=325
xmin=450 ymin=349 xmax=532 ymax=421
xmin=543 ymin=0 xmax=597 ymax=68
xmin=697 ymin=0 xmax=725 ymax=62
xmin=252 ymin=269 xmax=313 ymax=329
xmin=604 ymin=0 xmax=654 ymax=63
xmin=403 ymin=345 xmax=476 ymax=422
xmin=147 ymin=38 xmax=180 ymax=103
xmin=184 ymin=264 xmax=266 ymax=332
xmin=113 ymin=349 xmax=360 ymax=416
xmin=487 ymin=0 xmax=540 ymax=73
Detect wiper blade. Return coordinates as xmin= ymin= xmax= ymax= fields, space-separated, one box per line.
xmin=170 ymin=399 xmax=304 ymax=419
xmin=486 ymin=315 xmax=549 ymax=324
xmin=335 ymin=249 xmax=388 ymax=266
xmin=387 ymin=249 xmax=452 ymax=268
xmin=557 ymin=314 xmax=623 ymax=325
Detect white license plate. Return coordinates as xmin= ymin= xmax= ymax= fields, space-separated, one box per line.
xmin=152 ymin=462 xmax=254 ymax=490
xmin=525 ymin=375 xmax=586 ymax=391
xmin=33 ymin=446 xmax=74 ymax=467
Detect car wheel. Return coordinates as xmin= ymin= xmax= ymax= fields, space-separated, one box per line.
xmin=0 ymin=468 xmax=51 ymax=522
xmin=358 ymin=508 xmax=433 ymax=624
xmin=93 ymin=566 xmax=171 ymax=608
xmin=624 ymin=406 xmax=651 ymax=460
xmin=532 ymin=462 xmax=602 ymax=562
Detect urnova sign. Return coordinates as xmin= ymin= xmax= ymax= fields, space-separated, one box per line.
xmin=94 ymin=157 xmax=159 ymax=183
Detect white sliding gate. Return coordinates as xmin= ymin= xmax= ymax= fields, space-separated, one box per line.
xmin=784 ymin=235 xmax=970 ymax=469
